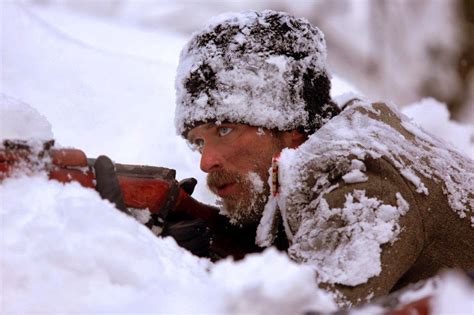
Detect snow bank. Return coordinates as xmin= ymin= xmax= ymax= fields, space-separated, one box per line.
xmin=352 ymin=271 xmax=474 ymax=314
xmin=402 ymin=98 xmax=474 ymax=158
xmin=0 ymin=94 xmax=53 ymax=142
xmin=1 ymin=2 xmax=216 ymax=205
xmin=211 ymin=249 xmax=337 ymax=314
xmin=431 ymin=271 xmax=474 ymax=314
xmin=1 ymin=175 xmax=211 ymax=313
xmin=0 ymin=175 xmax=335 ymax=313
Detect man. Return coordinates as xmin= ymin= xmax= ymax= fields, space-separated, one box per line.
xmin=173 ymin=10 xmax=474 ymax=306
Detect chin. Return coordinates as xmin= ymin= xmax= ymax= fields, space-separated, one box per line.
xmin=221 ymin=196 xmax=266 ymax=227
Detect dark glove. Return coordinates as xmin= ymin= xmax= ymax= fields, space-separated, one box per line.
xmin=179 ymin=177 xmax=197 ymax=195
xmin=94 ymin=155 xmax=128 ymax=214
xmin=162 ymin=218 xmax=210 ymax=257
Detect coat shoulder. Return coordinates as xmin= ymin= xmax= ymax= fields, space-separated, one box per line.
xmin=276 ymin=99 xmax=474 ymax=305
xmin=285 ymin=155 xmax=425 ymax=304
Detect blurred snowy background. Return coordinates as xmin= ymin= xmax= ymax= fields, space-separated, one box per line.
xmin=2 ymin=0 xmax=473 ymax=203
xmin=8 ymin=0 xmax=474 ymax=120
xmin=1 ymin=1 xmax=474 ymax=313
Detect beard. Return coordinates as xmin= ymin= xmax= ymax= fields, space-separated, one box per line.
xmin=207 ymin=168 xmax=270 ymax=227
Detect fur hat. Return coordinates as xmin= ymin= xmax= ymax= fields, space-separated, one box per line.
xmin=175 ymin=10 xmax=339 ymax=137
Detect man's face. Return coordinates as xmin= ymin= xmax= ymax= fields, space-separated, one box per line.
xmin=187 ymin=123 xmax=289 ymax=226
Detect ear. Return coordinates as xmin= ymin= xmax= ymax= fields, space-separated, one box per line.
xmin=281 ymin=130 xmax=307 ymax=149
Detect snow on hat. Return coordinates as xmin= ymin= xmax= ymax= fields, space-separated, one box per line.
xmin=175 ymin=10 xmax=338 ymax=137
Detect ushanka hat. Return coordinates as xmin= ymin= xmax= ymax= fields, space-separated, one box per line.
xmin=175 ymin=10 xmax=339 ymax=137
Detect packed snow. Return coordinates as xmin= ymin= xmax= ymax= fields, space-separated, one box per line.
xmin=342 ymin=160 xmax=368 ymax=184
xmin=1 ymin=173 xmax=339 ymax=314
xmin=0 ymin=94 xmax=53 ymax=142
xmin=402 ymin=97 xmax=474 ymax=159
xmin=352 ymin=271 xmax=474 ymax=314
xmin=290 ymin=190 xmax=409 ymax=286
xmin=2 ymin=2 xmax=474 ymax=313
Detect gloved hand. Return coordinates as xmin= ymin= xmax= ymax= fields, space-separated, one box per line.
xmin=162 ymin=218 xmax=210 ymax=257
xmin=93 ymin=155 xmax=210 ymax=257
xmin=160 ymin=177 xmax=210 ymax=257
xmin=94 ymin=155 xmax=128 ymax=214
xmin=179 ymin=177 xmax=197 ymax=195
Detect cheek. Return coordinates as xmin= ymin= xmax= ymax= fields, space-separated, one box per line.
xmin=236 ymin=142 xmax=275 ymax=173
xmin=222 ymin=132 xmax=281 ymax=173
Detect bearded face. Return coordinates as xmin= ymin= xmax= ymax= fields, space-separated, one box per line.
xmin=207 ymin=168 xmax=271 ymax=226
xmin=187 ymin=123 xmax=299 ymax=227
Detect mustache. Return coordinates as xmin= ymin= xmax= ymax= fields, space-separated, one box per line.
xmin=207 ymin=170 xmax=243 ymax=192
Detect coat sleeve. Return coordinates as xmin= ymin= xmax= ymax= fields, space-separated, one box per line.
xmin=287 ymin=157 xmax=425 ymax=306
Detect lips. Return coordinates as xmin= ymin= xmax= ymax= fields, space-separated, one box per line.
xmin=216 ymin=182 xmax=236 ymax=197
xmin=207 ymin=170 xmax=240 ymax=198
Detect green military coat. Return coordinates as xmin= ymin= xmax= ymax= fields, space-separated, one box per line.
xmin=257 ymin=100 xmax=474 ymax=306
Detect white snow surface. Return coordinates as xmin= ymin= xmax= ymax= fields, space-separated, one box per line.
xmin=353 ymin=271 xmax=474 ymax=315
xmin=0 ymin=94 xmax=53 ymax=142
xmin=2 ymin=2 xmax=474 ymax=313
xmin=431 ymin=271 xmax=474 ymax=314
xmin=1 ymin=174 xmax=337 ymax=313
xmin=1 ymin=175 xmax=210 ymax=313
xmin=402 ymin=97 xmax=474 ymax=158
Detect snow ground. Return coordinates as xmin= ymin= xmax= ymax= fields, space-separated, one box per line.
xmin=1 ymin=174 xmax=336 ymax=313
xmin=1 ymin=2 xmax=474 ymax=313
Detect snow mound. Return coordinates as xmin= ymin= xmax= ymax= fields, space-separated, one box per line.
xmin=402 ymin=97 xmax=474 ymax=158
xmin=211 ymin=248 xmax=337 ymax=314
xmin=1 ymin=174 xmax=336 ymax=313
xmin=0 ymin=94 xmax=53 ymax=142
xmin=352 ymin=270 xmax=474 ymax=314
xmin=1 ymin=174 xmax=212 ymax=313
xmin=432 ymin=271 xmax=474 ymax=314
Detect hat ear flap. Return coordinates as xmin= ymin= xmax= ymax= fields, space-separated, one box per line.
xmin=302 ymin=69 xmax=340 ymax=133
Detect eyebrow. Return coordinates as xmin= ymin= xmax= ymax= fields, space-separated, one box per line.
xmin=187 ymin=123 xmax=215 ymax=142
xmin=203 ymin=124 xmax=216 ymax=130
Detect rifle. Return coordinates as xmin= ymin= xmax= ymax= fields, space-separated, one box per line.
xmin=0 ymin=139 xmax=261 ymax=260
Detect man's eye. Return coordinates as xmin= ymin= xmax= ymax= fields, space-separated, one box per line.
xmin=218 ymin=127 xmax=233 ymax=137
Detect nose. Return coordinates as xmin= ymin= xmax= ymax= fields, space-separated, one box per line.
xmin=200 ymin=144 xmax=223 ymax=173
